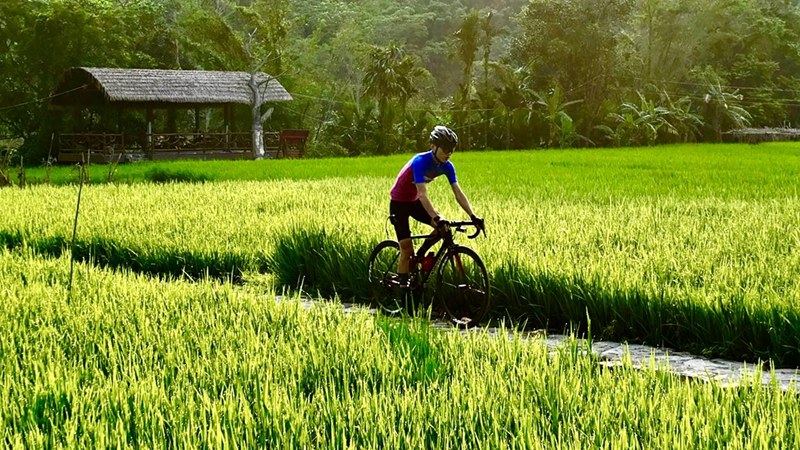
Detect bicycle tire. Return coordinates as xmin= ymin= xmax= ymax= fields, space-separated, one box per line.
xmin=367 ymin=240 xmax=408 ymax=315
xmin=435 ymin=246 xmax=490 ymax=327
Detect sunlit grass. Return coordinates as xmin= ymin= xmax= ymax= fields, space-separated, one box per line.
xmin=1 ymin=250 xmax=798 ymax=448
xmin=2 ymin=143 xmax=800 ymax=364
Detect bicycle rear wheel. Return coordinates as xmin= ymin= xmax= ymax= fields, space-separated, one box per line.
xmin=435 ymin=246 xmax=490 ymax=327
xmin=367 ymin=240 xmax=408 ymax=315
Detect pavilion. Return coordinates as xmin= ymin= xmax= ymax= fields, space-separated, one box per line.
xmin=48 ymin=67 xmax=306 ymax=162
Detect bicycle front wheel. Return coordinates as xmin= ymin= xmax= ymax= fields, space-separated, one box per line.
xmin=367 ymin=240 xmax=406 ymax=315
xmin=435 ymin=246 xmax=490 ymax=327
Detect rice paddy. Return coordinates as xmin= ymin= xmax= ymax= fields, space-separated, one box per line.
xmin=2 ymin=143 xmax=800 ymax=446
xmin=1 ymin=250 xmax=799 ymax=448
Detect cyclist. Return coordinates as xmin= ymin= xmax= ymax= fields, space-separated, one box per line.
xmin=389 ymin=125 xmax=484 ymax=286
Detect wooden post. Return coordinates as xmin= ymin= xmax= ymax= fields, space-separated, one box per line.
xmin=146 ymin=108 xmax=154 ymax=159
xmin=224 ymin=105 xmax=231 ymax=150
xmin=53 ymin=110 xmax=63 ymax=162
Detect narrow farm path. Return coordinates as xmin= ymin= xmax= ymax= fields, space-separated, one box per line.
xmin=280 ymin=296 xmax=800 ymax=392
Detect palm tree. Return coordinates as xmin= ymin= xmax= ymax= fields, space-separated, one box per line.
xmin=491 ymin=62 xmax=532 ymax=149
xmin=453 ymin=11 xmax=481 ymax=149
xmin=362 ymin=44 xmax=428 ymax=153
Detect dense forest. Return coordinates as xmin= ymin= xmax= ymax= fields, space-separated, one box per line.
xmin=2 ymin=0 xmax=800 ymax=161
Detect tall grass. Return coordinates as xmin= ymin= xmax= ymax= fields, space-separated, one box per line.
xmin=2 ymin=144 xmax=800 ymax=363
xmin=1 ymin=250 xmax=798 ymax=448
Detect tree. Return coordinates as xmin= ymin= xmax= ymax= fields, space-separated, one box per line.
xmin=477 ymin=10 xmax=501 ymax=149
xmin=623 ymin=0 xmax=800 ymax=129
xmin=692 ymin=68 xmax=751 ymax=141
xmin=511 ymin=0 xmax=634 ymax=137
xmin=362 ymin=43 xmax=428 ymax=154
xmin=0 ymin=0 xmax=175 ymax=160
xmin=535 ymin=86 xmax=586 ymax=148
xmin=452 ymin=11 xmax=481 ymax=149
xmin=491 ymin=62 xmax=534 ymax=149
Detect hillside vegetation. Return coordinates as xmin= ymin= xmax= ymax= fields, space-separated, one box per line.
xmin=3 ymin=0 xmax=800 ymax=160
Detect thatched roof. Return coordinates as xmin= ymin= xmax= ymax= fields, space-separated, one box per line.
xmin=49 ymin=67 xmax=292 ymax=109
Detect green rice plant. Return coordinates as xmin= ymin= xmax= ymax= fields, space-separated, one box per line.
xmin=2 ymin=144 xmax=800 ymax=364
xmin=1 ymin=250 xmax=799 ymax=448
xmin=14 ymin=142 xmax=798 ymax=196
xmin=267 ymin=226 xmax=374 ymax=300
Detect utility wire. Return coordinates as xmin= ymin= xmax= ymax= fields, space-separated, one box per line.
xmin=624 ymin=75 xmax=800 ymax=95
xmin=282 ymin=101 xmax=509 ymax=139
xmin=0 ymin=84 xmax=88 ymax=112
xmin=291 ymin=92 xmax=496 ymax=113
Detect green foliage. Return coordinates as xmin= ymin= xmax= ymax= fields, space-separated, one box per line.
xmin=267 ymin=227 xmax=372 ymax=300
xmin=6 ymin=0 xmax=800 ymax=159
xmin=4 ymin=145 xmax=800 ymax=365
xmin=3 ymin=251 xmax=799 ymax=446
xmin=362 ymin=44 xmax=429 ymax=153
xmin=144 ymin=167 xmax=211 ymax=184
xmin=598 ymin=89 xmax=705 ymax=147
xmin=511 ymin=0 xmax=634 ymax=135
xmin=691 ymin=67 xmax=753 ymax=141
xmin=453 ymin=11 xmax=480 ymax=108
xmin=535 ymin=86 xmax=586 ymax=148
xmin=0 ymin=142 xmax=16 ymax=187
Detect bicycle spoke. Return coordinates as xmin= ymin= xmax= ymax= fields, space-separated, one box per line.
xmin=368 ymin=240 xmax=415 ymax=315
xmin=436 ymin=247 xmax=490 ymax=327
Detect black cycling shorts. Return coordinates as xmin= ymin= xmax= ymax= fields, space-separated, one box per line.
xmin=390 ymin=199 xmax=432 ymax=241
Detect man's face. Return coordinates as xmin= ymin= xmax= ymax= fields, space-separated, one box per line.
xmin=434 ymin=145 xmax=454 ymax=162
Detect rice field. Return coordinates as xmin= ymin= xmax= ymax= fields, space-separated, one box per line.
xmin=3 ymin=143 xmax=800 ymax=445
xmin=1 ymin=250 xmax=799 ymax=448
xmin=3 ymin=144 xmax=800 ymax=364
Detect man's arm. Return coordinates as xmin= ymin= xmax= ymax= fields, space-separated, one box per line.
xmin=416 ymin=183 xmax=440 ymax=224
xmin=451 ymin=182 xmax=475 ymax=217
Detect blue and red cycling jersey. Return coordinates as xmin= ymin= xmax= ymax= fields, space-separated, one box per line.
xmin=390 ymin=151 xmax=457 ymax=202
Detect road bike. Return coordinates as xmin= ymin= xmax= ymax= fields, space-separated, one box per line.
xmin=368 ymin=218 xmax=489 ymax=327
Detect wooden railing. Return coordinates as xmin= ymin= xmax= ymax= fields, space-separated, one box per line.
xmin=58 ymin=131 xmax=285 ymax=163
xmin=58 ymin=133 xmax=127 ymax=163
xmin=148 ymin=132 xmax=252 ymax=160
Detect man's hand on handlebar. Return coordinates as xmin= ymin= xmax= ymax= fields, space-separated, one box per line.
xmin=433 ymin=215 xmax=450 ymax=232
xmin=470 ymin=214 xmax=485 ymax=232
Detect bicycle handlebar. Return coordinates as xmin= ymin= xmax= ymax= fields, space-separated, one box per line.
xmin=447 ymin=220 xmax=485 ymax=239
xmin=391 ymin=215 xmax=486 ymax=240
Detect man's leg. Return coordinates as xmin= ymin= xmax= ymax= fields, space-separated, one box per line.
xmin=410 ymin=201 xmax=440 ymax=258
xmin=398 ymin=238 xmax=414 ymax=276
xmin=415 ymin=231 xmax=440 ymax=259
xmin=390 ymin=200 xmax=415 ymax=284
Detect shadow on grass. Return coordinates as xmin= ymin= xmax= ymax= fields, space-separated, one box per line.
xmin=144 ymin=168 xmax=211 ymax=184
xmin=267 ymin=229 xmax=800 ymax=368
xmin=5 ymin=227 xmax=800 ymax=367
xmin=0 ymin=230 xmax=258 ymax=282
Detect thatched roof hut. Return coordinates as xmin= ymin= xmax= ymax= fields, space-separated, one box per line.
xmin=49 ymin=67 xmax=298 ymax=162
xmin=49 ymin=67 xmax=292 ymax=108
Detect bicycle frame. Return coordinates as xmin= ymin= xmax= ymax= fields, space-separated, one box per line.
xmin=405 ymin=220 xmax=482 ymax=288
xmin=371 ymin=217 xmax=489 ymax=326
